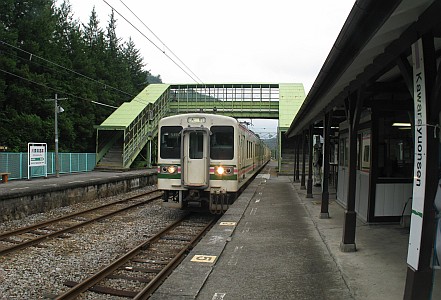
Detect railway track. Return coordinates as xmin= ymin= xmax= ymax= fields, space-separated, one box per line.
xmin=0 ymin=190 xmax=162 ymax=256
xmin=56 ymin=213 xmax=217 ymax=299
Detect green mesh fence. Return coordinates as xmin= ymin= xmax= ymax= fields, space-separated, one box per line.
xmin=0 ymin=152 xmax=96 ymax=180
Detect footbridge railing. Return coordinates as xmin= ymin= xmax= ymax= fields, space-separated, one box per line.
xmin=95 ymin=84 xmax=171 ymax=169
xmin=95 ymin=83 xmax=304 ymax=169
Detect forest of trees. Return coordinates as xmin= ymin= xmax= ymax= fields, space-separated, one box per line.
xmin=0 ymin=0 xmax=161 ymax=153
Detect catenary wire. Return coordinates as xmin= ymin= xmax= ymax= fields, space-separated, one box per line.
xmin=0 ymin=68 xmax=118 ymax=109
xmin=118 ymin=0 xmax=204 ymax=84
xmin=0 ymin=40 xmax=135 ymax=99
xmin=102 ymin=0 xmax=203 ymax=84
xmin=0 ymin=40 xmax=156 ymax=106
xmin=0 ymin=48 xmax=132 ymax=102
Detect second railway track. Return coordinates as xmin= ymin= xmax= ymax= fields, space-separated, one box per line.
xmin=0 ymin=189 xmax=162 ymax=256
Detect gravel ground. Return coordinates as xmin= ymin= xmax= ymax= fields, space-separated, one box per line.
xmin=0 ymin=186 xmax=187 ymax=299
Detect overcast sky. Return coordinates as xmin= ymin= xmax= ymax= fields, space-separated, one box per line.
xmin=61 ymin=0 xmax=355 ymax=134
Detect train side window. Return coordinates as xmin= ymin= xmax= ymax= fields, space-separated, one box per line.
xmin=210 ymin=126 xmax=234 ymax=160
xmin=160 ymin=126 xmax=182 ymax=159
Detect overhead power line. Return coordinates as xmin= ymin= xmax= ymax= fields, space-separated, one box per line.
xmin=102 ymin=0 xmax=204 ymax=84
xmin=0 ymin=40 xmax=135 ymax=99
xmin=0 ymin=40 xmax=155 ymax=107
xmin=118 ymin=0 xmax=204 ymax=84
xmin=0 ymin=68 xmax=118 ymax=109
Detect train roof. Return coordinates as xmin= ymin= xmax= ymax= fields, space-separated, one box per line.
xmin=160 ymin=113 xmax=237 ymax=123
xmin=159 ymin=113 xmax=262 ymax=138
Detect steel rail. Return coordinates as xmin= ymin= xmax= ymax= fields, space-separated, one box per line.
xmin=133 ymin=217 xmax=215 ymax=299
xmin=55 ymin=213 xmax=190 ymax=299
xmin=0 ymin=190 xmax=160 ymax=239
xmin=55 ymin=213 xmax=216 ymax=299
xmin=0 ymin=191 xmax=161 ymax=256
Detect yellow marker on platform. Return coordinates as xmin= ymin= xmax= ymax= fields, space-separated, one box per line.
xmin=191 ymin=255 xmax=217 ymax=263
xmin=219 ymin=222 xmax=237 ymax=226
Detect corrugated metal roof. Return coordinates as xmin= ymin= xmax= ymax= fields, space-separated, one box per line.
xmin=99 ymin=84 xmax=170 ymax=128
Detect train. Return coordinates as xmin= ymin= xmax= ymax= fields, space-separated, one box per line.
xmin=157 ymin=113 xmax=271 ymax=213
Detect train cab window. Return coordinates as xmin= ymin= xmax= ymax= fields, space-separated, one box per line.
xmin=210 ymin=126 xmax=234 ymax=160
xmin=160 ymin=126 xmax=182 ymax=159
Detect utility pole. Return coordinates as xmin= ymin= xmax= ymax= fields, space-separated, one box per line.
xmin=46 ymin=94 xmax=67 ymax=177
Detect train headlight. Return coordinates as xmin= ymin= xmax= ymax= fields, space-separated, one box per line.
xmin=215 ymin=166 xmax=233 ymax=175
xmin=161 ymin=165 xmax=178 ymax=174
xmin=167 ymin=165 xmax=177 ymax=174
xmin=215 ymin=166 xmax=225 ymax=175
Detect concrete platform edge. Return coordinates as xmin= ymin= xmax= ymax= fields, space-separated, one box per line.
xmin=150 ymin=178 xmax=263 ymax=299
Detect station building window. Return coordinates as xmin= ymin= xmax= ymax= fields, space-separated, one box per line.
xmin=338 ymin=130 xmax=371 ymax=171
xmin=358 ymin=131 xmax=371 ymax=172
xmin=377 ymin=110 xmax=413 ymax=179
xmin=339 ymin=137 xmax=348 ymax=167
xmin=362 ymin=136 xmax=371 ymax=170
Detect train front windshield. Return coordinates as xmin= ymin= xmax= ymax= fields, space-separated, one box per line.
xmin=160 ymin=126 xmax=182 ymax=159
xmin=210 ymin=126 xmax=234 ymax=160
xmin=160 ymin=125 xmax=234 ymax=160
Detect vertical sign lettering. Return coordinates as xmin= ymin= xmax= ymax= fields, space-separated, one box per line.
xmin=407 ymin=39 xmax=427 ymax=270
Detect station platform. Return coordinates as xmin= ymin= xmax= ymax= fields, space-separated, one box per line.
xmin=152 ymin=161 xmax=441 ymax=300
xmin=0 ymin=169 xmax=154 ymax=197
xmin=1 ymin=163 xmax=440 ymax=299
xmin=0 ymin=169 xmax=156 ymax=221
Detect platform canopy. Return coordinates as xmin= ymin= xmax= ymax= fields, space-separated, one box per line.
xmin=286 ymin=0 xmax=439 ymax=137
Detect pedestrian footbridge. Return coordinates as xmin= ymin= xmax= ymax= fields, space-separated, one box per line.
xmin=95 ymin=83 xmax=305 ymax=169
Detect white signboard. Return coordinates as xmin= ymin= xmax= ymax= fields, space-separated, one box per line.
xmin=28 ymin=143 xmax=47 ymax=179
xmin=29 ymin=145 xmax=46 ymax=166
xmin=407 ymin=39 xmax=427 ymax=270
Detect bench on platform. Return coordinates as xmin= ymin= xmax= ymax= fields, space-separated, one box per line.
xmin=0 ymin=172 xmax=10 ymax=183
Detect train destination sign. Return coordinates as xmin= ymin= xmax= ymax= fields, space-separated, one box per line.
xmin=187 ymin=117 xmax=206 ymax=123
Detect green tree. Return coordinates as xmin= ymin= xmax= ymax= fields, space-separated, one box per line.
xmin=122 ymin=38 xmax=149 ymax=90
xmin=0 ymin=0 xmax=161 ymax=153
xmin=0 ymin=0 xmax=57 ymax=150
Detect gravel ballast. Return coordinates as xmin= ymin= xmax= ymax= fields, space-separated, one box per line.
xmin=0 ymin=186 xmax=187 ymax=299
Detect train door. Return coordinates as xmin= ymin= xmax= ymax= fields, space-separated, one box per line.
xmin=181 ymin=128 xmax=210 ymax=188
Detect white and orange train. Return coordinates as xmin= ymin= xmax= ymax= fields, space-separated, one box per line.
xmin=157 ymin=113 xmax=270 ymax=213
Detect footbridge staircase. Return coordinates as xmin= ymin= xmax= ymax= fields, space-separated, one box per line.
xmin=95 ymin=83 xmax=305 ymax=170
